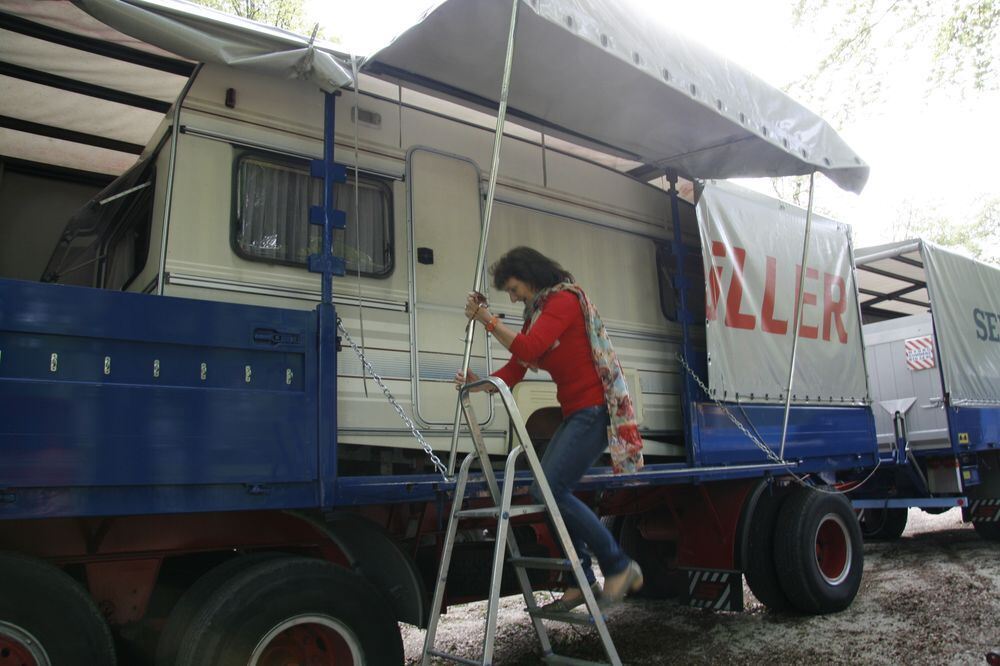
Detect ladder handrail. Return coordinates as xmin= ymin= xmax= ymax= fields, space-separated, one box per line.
xmin=451 ymin=376 xmax=527 ymax=473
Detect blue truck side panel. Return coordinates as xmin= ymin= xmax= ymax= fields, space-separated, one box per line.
xmin=948 ymin=405 xmax=1000 ymax=454
xmin=0 ymin=278 xmax=324 ymax=519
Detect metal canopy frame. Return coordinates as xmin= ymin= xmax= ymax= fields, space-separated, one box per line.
xmin=854 ymin=239 xmax=932 ymax=321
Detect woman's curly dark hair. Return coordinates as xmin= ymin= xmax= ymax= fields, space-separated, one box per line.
xmin=491 ymin=247 xmax=574 ymax=291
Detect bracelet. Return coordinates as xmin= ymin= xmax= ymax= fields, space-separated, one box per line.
xmin=485 ymin=315 xmax=499 ymax=333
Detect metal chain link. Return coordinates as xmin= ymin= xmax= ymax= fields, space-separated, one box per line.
xmin=337 ymin=317 xmax=451 ymax=482
xmin=674 ymin=353 xmax=882 ymax=494
xmin=675 ymin=353 xmax=788 ymax=467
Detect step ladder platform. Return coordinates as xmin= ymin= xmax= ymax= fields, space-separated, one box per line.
xmin=543 ymin=654 xmax=614 ymax=666
xmin=508 ymin=556 xmax=572 ymax=570
xmin=455 ymin=504 xmax=546 ymax=519
xmin=529 ymin=608 xmax=602 ymax=625
xmin=425 ymin=648 xmax=482 ymax=665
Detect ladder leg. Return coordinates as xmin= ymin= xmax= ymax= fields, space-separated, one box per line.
xmin=499 ymin=445 xmax=554 ymax=656
xmin=511 ymin=411 xmax=623 ymax=666
xmin=421 ymin=452 xmax=477 ymax=666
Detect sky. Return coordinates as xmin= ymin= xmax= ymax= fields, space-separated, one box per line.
xmin=304 ymin=0 xmax=1000 ymax=250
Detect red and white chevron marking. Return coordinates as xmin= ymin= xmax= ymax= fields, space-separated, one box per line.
xmin=970 ymin=499 xmax=1000 ymax=522
xmin=904 ymin=336 xmax=936 ymax=371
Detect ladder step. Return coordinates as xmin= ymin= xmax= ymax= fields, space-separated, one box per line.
xmin=529 ymin=608 xmax=600 ymax=625
xmin=426 ymin=648 xmax=482 ymax=665
xmin=543 ymin=654 xmax=613 ymax=666
xmin=508 ymin=556 xmax=572 ymax=571
xmin=455 ymin=504 xmax=546 ymax=519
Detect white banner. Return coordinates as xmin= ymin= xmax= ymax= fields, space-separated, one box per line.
xmin=923 ymin=242 xmax=1000 ymax=405
xmin=696 ymin=182 xmax=869 ymax=404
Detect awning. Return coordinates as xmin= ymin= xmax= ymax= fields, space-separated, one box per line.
xmin=365 ymin=0 xmax=870 ymax=193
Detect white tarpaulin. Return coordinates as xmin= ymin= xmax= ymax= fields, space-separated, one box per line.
xmin=697 ymin=182 xmax=868 ymax=404
xmin=366 ymin=0 xmax=870 ymax=193
xmin=922 ymin=242 xmax=1000 ymax=406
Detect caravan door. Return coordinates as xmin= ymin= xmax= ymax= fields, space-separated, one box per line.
xmin=407 ymin=148 xmax=493 ymax=425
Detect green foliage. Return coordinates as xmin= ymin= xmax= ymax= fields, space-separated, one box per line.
xmin=188 ymin=0 xmax=315 ymax=35
xmin=896 ymin=197 xmax=1000 ymax=264
xmin=791 ymin=0 xmax=998 ymax=121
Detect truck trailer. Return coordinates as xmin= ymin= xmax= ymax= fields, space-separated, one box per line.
xmin=1 ymin=1 xmax=879 ymax=664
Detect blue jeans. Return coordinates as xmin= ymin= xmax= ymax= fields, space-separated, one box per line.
xmin=530 ymin=405 xmax=631 ymax=585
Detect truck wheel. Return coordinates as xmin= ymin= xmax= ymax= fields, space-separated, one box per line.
xmin=174 ymin=556 xmax=403 ymax=666
xmin=0 ymin=552 xmax=115 ymax=666
xmin=774 ymin=487 xmax=864 ymax=614
xmin=743 ymin=489 xmax=793 ymax=611
xmin=156 ymin=552 xmax=287 ymax=666
xmin=973 ymin=520 xmax=1000 ymax=541
xmin=858 ymin=508 xmax=908 ymax=541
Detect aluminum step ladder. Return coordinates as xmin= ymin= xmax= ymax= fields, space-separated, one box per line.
xmin=422 ymin=377 xmax=622 ymax=666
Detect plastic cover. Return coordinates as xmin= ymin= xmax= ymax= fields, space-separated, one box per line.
xmin=922 ymin=242 xmax=1000 ymax=406
xmin=697 ymin=181 xmax=868 ymax=404
xmin=366 ymin=0 xmax=869 ymax=193
xmin=76 ymin=0 xmax=353 ymax=92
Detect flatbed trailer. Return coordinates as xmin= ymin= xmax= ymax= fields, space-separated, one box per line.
xmin=1 ymin=1 xmax=879 ymax=664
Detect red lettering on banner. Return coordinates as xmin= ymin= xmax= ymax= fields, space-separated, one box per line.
xmin=725 ymin=247 xmax=756 ymax=330
xmin=706 ymin=241 xmax=726 ymax=321
xmin=794 ymin=265 xmax=819 ymax=339
xmin=704 ymin=239 xmax=850 ymax=345
xmin=823 ymin=274 xmax=848 ymax=343
xmin=761 ymin=256 xmax=788 ymax=335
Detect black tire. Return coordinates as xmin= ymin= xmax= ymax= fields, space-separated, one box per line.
xmin=616 ymin=515 xmax=685 ymax=599
xmin=156 ymin=551 xmax=288 ymax=666
xmin=0 ymin=552 xmax=116 ymax=666
xmin=743 ymin=488 xmax=793 ymax=611
xmin=973 ymin=520 xmax=1000 ymax=541
xmin=858 ymin=507 xmax=908 ymax=541
xmin=774 ymin=487 xmax=864 ymax=615
xmin=174 ymin=556 xmax=403 ymax=666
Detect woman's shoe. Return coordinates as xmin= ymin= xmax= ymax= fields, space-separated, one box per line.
xmin=539 ymin=581 xmax=602 ymax=612
xmin=599 ymin=560 xmax=643 ymax=610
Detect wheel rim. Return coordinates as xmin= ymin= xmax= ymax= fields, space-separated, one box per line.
xmin=0 ymin=621 xmax=50 ymax=666
xmin=814 ymin=512 xmax=852 ymax=585
xmin=248 ymin=614 xmax=363 ymax=666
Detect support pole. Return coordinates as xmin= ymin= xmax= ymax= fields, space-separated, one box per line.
xmin=447 ymin=0 xmax=521 ymax=475
xmin=778 ymin=172 xmax=816 ymax=460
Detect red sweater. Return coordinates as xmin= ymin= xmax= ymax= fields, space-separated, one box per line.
xmin=492 ymin=291 xmax=605 ymax=417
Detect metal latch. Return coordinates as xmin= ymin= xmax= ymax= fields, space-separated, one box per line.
xmin=245 ymin=483 xmax=271 ymax=495
xmin=253 ymin=328 xmax=300 ymax=345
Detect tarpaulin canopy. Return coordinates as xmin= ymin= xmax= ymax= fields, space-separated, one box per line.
xmin=366 ymin=0 xmax=870 ymax=193
xmin=697 ymin=181 xmax=868 ymax=404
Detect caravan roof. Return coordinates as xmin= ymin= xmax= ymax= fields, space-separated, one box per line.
xmin=2 ymin=0 xmax=868 ymax=192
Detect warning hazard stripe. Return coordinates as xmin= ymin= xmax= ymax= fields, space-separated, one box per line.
xmin=687 ymin=570 xmax=736 ymax=610
xmin=905 ymin=336 xmax=936 ymax=371
xmin=970 ymin=499 xmax=1000 ymax=522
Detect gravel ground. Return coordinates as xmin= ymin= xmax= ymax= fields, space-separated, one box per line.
xmin=404 ymin=509 xmax=1000 ymax=664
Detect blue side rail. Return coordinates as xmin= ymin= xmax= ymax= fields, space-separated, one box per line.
xmin=0 ymin=277 xmax=333 ymax=519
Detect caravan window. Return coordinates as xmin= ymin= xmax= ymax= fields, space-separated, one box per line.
xmin=232 ymin=153 xmax=393 ymax=277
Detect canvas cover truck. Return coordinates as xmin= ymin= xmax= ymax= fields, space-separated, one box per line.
xmin=1 ymin=0 xmax=878 ymax=664
xmin=845 ymin=239 xmax=1000 ymax=541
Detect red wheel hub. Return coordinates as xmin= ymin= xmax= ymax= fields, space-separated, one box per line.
xmin=815 ymin=513 xmax=850 ymax=585
xmin=0 ymin=634 xmax=40 ymax=666
xmin=254 ymin=620 xmax=356 ymax=666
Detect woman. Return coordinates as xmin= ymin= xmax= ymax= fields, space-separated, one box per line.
xmin=455 ymin=246 xmax=644 ymax=610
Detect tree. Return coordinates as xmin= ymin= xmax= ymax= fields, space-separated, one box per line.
xmin=895 ymin=197 xmax=1000 ymax=264
xmin=790 ymin=0 xmax=999 ymax=123
xmin=189 ymin=0 xmax=315 ymax=35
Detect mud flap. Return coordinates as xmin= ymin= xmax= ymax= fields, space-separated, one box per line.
xmin=684 ymin=569 xmax=743 ymax=611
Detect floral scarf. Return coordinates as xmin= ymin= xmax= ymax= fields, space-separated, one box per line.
xmin=523 ymin=282 xmax=644 ymax=473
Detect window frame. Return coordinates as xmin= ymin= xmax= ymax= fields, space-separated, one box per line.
xmin=229 ymin=149 xmax=395 ymax=279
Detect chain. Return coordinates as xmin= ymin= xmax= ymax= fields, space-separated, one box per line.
xmin=337 ymin=317 xmax=451 ymax=482
xmin=675 ymin=353 xmax=788 ymax=467
xmin=674 ymin=353 xmax=880 ymax=494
